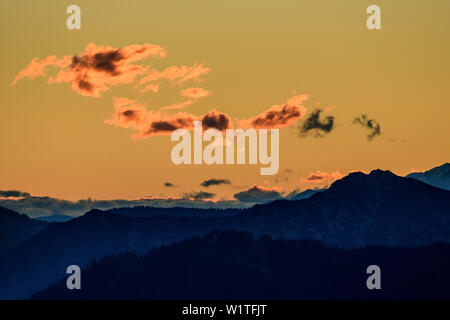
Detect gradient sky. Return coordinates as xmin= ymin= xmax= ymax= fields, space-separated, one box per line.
xmin=1 ymin=0 xmax=449 ymax=201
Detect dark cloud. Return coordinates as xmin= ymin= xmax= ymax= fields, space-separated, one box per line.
xmin=239 ymin=95 xmax=308 ymax=129
xmin=299 ymin=109 xmax=335 ymax=137
xmin=0 ymin=190 xmax=242 ymax=218
xmin=71 ymin=49 xmax=125 ymax=79
xmin=143 ymin=110 xmax=232 ymax=136
xmin=164 ymin=182 xmax=175 ymax=188
xmin=105 ymin=98 xmax=234 ymax=138
xmin=201 ymin=111 xmax=232 ymax=131
xmin=246 ymin=105 xmax=303 ymax=129
xmin=200 ymin=179 xmax=231 ymax=188
xmin=353 ymin=114 xmax=381 ymax=141
xmin=0 ymin=190 xmax=30 ymax=198
xmin=307 ymin=174 xmax=324 ymax=181
xmin=233 ymin=185 xmax=282 ymax=204
xmin=182 ymin=191 xmax=216 ymax=200
xmin=12 ymin=43 xmax=167 ymax=97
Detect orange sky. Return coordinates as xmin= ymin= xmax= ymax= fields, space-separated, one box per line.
xmin=1 ymin=0 xmax=449 ymax=201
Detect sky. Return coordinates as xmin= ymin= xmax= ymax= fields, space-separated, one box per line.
xmin=0 ymin=0 xmax=449 ymax=209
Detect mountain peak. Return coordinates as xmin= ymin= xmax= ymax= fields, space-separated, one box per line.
xmin=369 ymin=169 xmax=396 ymax=176
xmin=326 ymin=169 xmax=404 ymax=196
xmin=406 ymin=162 xmax=450 ymax=191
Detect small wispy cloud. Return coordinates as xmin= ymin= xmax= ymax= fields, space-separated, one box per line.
xmin=200 ymin=179 xmax=231 ymax=188
xmin=299 ymin=109 xmax=335 ymax=137
xmin=353 ymin=114 xmax=381 ymax=141
xmin=180 ymin=87 xmax=211 ymax=99
xmin=182 ymin=191 xmax=216 ymax=200
xmin=164 ymin=182 xmax=175 ymax=188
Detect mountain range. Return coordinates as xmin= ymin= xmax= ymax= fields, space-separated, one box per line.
xmin=406 ymin=162 xmax=450 ymax=190
xmin=0 ymin=207 xmax=47 ymax=256
xmin=32 ymin=231 xmax=450 ymax=300
xmin=1 ymin=165 xmax=449 ymax=299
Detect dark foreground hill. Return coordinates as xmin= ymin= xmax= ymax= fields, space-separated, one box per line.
xmin=1 ymin=170 xmax=450 ymax=299
xmin=0 ymin=206 xmax=47 ymax=255
xmin=0 ymin=210 xmax=234 ymax=299
xmin=32 ymin=231 xmax=450 ymax=300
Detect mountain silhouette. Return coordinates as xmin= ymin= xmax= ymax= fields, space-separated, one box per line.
xmin=0 ymin=206 xmax=47 ymax=255
xmin=0 ymin=208 xmax=235 ymax=299
xmin=106 ymin=206 xmax=241 ymax=218
xmin=407 ymin=163 xmax=450 ymax=190
xmin=1 ymin=169 xmax=450 ymax=299
xmin=290 ymin=188 xmax=326 ymax=200
xmin=32 ymin=231 xmax=450 ymax=300
xmin=240 ymin=169 xmax=450 ymax=247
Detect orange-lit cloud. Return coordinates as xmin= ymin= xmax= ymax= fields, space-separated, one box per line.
xmin=137 ymin=62 xmax=211 ymax=88
xmin=304 ymin=171 xmax=344 ymax=184
xmin=180 ymin=87 xmax=211 ymax=99
xmin=11 ymin=55 xmax=72 ymax=86
xmin=108 ymin=93 xmax=314 ymax=139
xmin=239 ymin=94 xmax=309 ymax=129
xmin=12 ymin=43 xmax=167 ymax=97
xmin=105 ymin=97 xmax=232 ymax=138
xmin=12 ymin=43 xmax=215 ymax=99
xmin=139 ymin=83 xmax=160 ymax=93
xmin=160 ymin=100 xmax=195 ymax=111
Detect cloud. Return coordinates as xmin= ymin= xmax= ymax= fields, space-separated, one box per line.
xmin=388 ymin=138 xmax=408 ymax=143
xmin=304 ymin=171 xmax=344 ymax=184
xmin=353 ymin=114 xmax=381 ymax=141
xmin=274 ymin=168 xmax=293 ymax=184
xmin=11 ymin=56 xmax=72 ymax=86
xmin=180 ymin=87 xmax=211 ymax=99
xmin=12 ymin=43 xmax=167 ymax=97
xmin=164 ymin=182 xmax=175 ymax=188
xmin=299 ymin=109 xmax=335 ymax=137
xmin=233 ymin=185 xmax=282 ymax=203
xmin=0 ymin=189 xmax=244 ymax=217
xmin=137 ymin=62 xmax=211 ymax=88
xmin=107 ymin=94 xmax=313 ymax=139
xmin=0 ymin=190 xmax=31 ymax=198
xmin=201 ymin=179 xmax=231 ymax=188
xmin=139 ymin=83 xmax=159 ymax=93
xmin=105 ymin=97 xmax=233 ymax=138
xmin=201 ymin=110 xmax=232 ymax=131
xmin=182 ymin=191 xmax=216 ymax=200
xmin=239 ymin=94 xmax=308 ymax=129
xmin=160 ymin=99 xmax=194 ymax=111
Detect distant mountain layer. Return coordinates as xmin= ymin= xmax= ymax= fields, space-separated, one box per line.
xmin=1 ymin=169 xmax=450 ymax=299
xmin=290 ymin=188 xmax=326 ymax=200
xmin=0 ymin=207 xmax=47 ymax=256
xmin=32 ymin=231 xmax=450 ymax=300
xmin=407 ymin=163 xmax=450 ymax=190
xmin=106 ymin=206 xmax=241 ymax=218
xmin=34 ymin=215 xmax=73 ymax=223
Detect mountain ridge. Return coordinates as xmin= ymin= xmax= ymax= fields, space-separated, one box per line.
xmin=406 ymin=162 xmax=450 ymax=190
xmin=1 ymin=168 xmax=449 ymax=299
